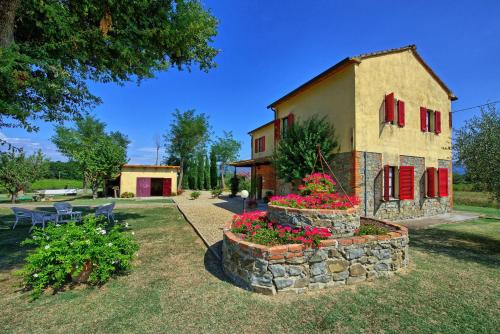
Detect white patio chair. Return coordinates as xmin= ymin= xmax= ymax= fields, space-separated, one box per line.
xmin=95 ymin=202 xmax=116 ymax=222
xmin=53 ymin=202 xmax=82 ymax=223
xmin=11 ymin=207 xmax=34 ymax=229
xmin=30 ymin=211 xmax=58 ymax=233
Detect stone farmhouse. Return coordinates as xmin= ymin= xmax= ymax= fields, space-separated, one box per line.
xmin=232 ymin=45 xmax=455 ymax=220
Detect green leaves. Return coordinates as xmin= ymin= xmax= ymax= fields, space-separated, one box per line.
xmin=18 ymin=215 xmax=139 ymax=300
xmin=273 ymin=116 xmax=339 ymax=182
xmin=454 ymin=104 xmax=500 ymax=201
xmin=1 ymin=0 xmax=218 ymax=131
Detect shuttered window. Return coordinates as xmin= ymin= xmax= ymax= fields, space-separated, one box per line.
xmin=254 ymin=136 xmax=266 ymax=153
xmin=399 ymin=166 xmax=414 ymax=200
xmin=435 ymin=111 xmax=442 ymax=134
xmin=426 ymin=167 xmax=436 ymax=197
xmin=383 ymin=165 xmax=390 ymax=201
xmin=385 ymin=93 xmax=395 ymax=123
xmin=420 ymin=107 xmax=427 ymax=132
xmin=397 ymin=100 xmax=405 ymax=127
xmin=438 ymin=168 xmax=448 ymax=197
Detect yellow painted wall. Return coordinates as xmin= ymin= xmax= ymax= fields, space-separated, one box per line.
xmin=273 ymin=65 xmax=356 ymax=153
xmin=120 ymin=167 xmax=178 ymax=195
xmin=354 ymin=50 xmax=452 ymax=167
xmin=250 ymin=122 xmax=274 ymax=159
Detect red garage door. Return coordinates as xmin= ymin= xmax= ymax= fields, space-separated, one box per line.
xmin=136 ymin=178 xmax=151 ymax=197
xmin=162 ymin=178 xmax=172 ymax=196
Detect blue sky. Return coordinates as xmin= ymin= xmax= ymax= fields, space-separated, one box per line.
xmin=2 ymin=0 xmax=499 ymax=163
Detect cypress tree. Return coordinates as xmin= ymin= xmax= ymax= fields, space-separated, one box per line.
xmin=196 ymin=153 xmax=204 ymax=190
xmin=204 ymin=155 xmax=210 ymax=190
xmin=210 ymin=148 xmax=218 ymax=189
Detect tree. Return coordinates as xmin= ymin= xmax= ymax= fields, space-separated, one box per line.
xmin=52 ymin=116 xmax=129 ymax=199
xmin=0 ymin=150 xmax=47 ymax=202
xmin=164 ymin=109 xmax=209 ymax=191
xmin=154 ymin=135 xmax=161 ymax=166
xmin=210 ymin=148 xmax=218 ymax=189
xmin=47 ymin=160 xmax=83 ymax=180
xmin=273 ymin=116 xmax=339 ymax=182
xmin=204 ymin=155 xmax=210 ymax=190
xmin=212 ymin=131 xmax=241 ymax=189
xmin=196 ymin=152 xmax=204 ymax=190
xmin=455 ymin=104 xmax=500 ymax=201
xmin=0 ymin=0 xmax=218 ymax=132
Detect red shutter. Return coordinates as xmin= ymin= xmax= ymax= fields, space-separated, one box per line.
xmin=427 ymin=167 xmax=436 ymax=197
xmin=262 ymin=136 xmax=266 ymax=151
xmin=383 ymin=165 xmax=390 ymax=201
xmin=435 ymin=111 xmax=441 ymax=134
xmin=449 ymin=111 xmax=452 ymax=128
xmin=162 ymin=178 xmax=172 ymax=196
xmin=397 ymin=100 xmax=405 ymax=127
xmin=438 ymin=168 xmax=448 ymax=197
xmin=385 ymin=93 xmax=394 ymax=122
xmin=399 ymin=166 xmax=414 ymax=200
xmin=420 ymin=107 xmax=427 ymax=132
xmin=288 ymin=113 xmax=294 ymax=126
xmin=274 ymin=119 xmax=281 ymax=140
xmin=254 ymin=138 xmax=258 ymax=153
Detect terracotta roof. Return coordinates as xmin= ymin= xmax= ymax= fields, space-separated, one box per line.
xmin=248 ymin=120 xmax=275 ymax=134
xmin=267 ymin=45 xmax=457 ymax=109
xmin=122 ymin=164 xmax=180 ymax=170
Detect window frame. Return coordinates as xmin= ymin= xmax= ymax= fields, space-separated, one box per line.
xmin=255 ymin=136 xmax=265 ymax=153
xmin=282 ymin=117 xmax=289 ymax=135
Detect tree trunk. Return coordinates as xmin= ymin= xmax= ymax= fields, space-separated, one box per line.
xmin=10 ymin=192 xmax=17 ymax=203
xmin=0 ymin=0 xmax=20 ymax=48
xmin=177 ymin=160 xmax=184 ymax=192
xmin=220 ymin=164 xmax=225 ymax=190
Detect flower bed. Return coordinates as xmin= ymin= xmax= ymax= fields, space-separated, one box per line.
xmin=222 ymin=216 xmax=409 ymax=295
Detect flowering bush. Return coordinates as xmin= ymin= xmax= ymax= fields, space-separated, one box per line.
xmin=298 ymin=172 xmax=336 ymax=195
xmin=231 ymin=211 xmax=332 ymax=247
xmin=270 ymin=172 xmax=359 ymax=210
xmin=18 ymin=215 xmax=138 ymax=300
xmin=354 ymin=223 xmax=387 ymax=236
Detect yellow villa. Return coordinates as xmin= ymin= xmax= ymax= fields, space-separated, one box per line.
xmin=233 ymin=45 xmax=455 ymax=219
xmin=119 ymin=165 xmax=179 ymax=197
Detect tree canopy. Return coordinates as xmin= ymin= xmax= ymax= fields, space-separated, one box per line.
xmin=0 ymin=0 xmax=218 ymax=132
xmin=212 ymin=131 xmax=241 ymax=189
xmin=164 ymin=109 xmax=210 ymax=190
xmin=0 ymin=150 xmax=47 ymax=202
xmin=454 ymin=104 xmax=500 ymax=201
xmin=273 ymin=116 xmax=339 ymax=182
xmin=52 ymin=115 xmax=129 ymax=198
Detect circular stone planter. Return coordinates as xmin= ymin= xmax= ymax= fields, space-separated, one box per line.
xmin=222 ymin=217 xmax=409 ymax=295
xmin=267 ymin=204 xmax=360 ymax=237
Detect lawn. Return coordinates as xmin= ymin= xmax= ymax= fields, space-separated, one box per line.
xmin=0 ymin=207 xmax=499 ymax=333
xmin=454 ymin=190 xmax=498 ymax=208
xmin=0 ymin=196 xmax=174 ymax=207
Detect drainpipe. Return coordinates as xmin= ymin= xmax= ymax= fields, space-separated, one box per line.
xmin=364 ymin=151 xmax=368 ymax=216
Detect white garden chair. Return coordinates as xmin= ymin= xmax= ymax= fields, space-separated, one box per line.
xmin=11 ymin=207 xmax=34 ymax=229
xmin=53 ymin=202 xmax=82 ymax=223
xmin=29 ymin=211 xmax=58 ymax=232
xmin=95 ymin=202 xmax=115 ymax=222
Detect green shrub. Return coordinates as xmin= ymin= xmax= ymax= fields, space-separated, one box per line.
xmin=190 ymin=191 xmax=201 ymax=200
xmin=211 ymin=188 xmax=222 ymax=198
xmin=120 ymin=192 xmax=134 ymax=198
xmin=356 ymin=223 xmax=387 ymax=236
xmin=18 ymin=215 xmax=138 ymax=300
xmin=30 ymin=179 xmax=83 ymax=191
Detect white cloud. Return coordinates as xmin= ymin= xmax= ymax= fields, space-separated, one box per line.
xmin=0 ymin=131 xmax=65 ymax=161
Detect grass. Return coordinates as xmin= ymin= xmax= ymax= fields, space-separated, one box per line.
xmin=0 ymin=195 xmax=174 ymax=206
xmin=0 ymin=206 xmax=499 ymax=333
xmin=30 ymin=178 xmax=84 ymax=191
xmin=454 ymin=204 xmax=500 ymax=217
xmin=454 ymin=190 xmax=498 ymax=208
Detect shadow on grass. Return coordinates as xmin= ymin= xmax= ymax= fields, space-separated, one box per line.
xmin=410 ymin=227 xmax=500 ymax=268
xmin=203 ymin=240 xmax=234 ymax=285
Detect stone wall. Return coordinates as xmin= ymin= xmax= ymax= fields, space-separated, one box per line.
xmin=267 ymin=205 xmax=360 ymax=237
xmin=222 ymin=217 xmax=409 ymax=295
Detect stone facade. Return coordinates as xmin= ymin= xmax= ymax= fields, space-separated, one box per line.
xmin=267 ymin=205 xmax=360 ymax=237
xmin=222 ymin=217 xmax=409 ymax=295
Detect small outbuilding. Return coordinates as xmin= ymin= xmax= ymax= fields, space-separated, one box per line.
xmin=119 ymin=165 xmax=179 ymax=197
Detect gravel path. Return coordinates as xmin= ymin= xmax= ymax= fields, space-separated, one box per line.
xmin=174 ymin=191 xmax=245 ymax=249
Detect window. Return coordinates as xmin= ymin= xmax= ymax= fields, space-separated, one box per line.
xmin=254 ymin=136 xmax=266 ymax=153
xmin=282 ymin=117 xmax=289 ymax=135
xmin=383 ymin=165 xmax=398 ymax=200
xmin=384 ymin=165 xmax=414 ymax=200
xmin=384 ymin=93 xmax=405 ymax=126
xmin=388 ymin=166 xmax=395 ymax=198
xmin=426 ymin=109 xmax=434 ymax=132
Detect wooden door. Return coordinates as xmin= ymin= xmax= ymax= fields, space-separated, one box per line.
xmin=162 ymin=178 xmax=172 ymax=196
xmin=257 ymin=176 xmax=263 ymax=200
xmin=136 ymin=178 xmax=151 ymax=197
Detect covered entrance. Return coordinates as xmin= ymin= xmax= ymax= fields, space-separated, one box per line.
xmin=230 ymin=157 xmax=275 ymax=200
xmin=137 ymin=178 xmax=172 ymax=197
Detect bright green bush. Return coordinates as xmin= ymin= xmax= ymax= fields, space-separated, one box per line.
xmin=356 ymin=223 xmax=387 ymax=236
xmin=120 ymin=191 xmax=135 ymax=198
xmin=190 ymin=191 xmax=201 ymax=199
xmin=18 ymin=215 xmax=138 ymax=300
xmin=211 ymin=188 xmax=222 ymax=198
